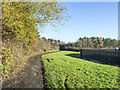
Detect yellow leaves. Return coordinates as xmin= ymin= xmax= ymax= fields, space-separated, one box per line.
xmin=1 ymin=47 xmax=13 ymax=76
xmin=2 ymin=47 xmax=4 ymax=50
xmin=50 ymin=70 xmax=54 ymax=74
xmin=2 ymin=2 xmax=67 ymax=48
xmin=72 ymin=74 xmax=75 ymax=76
xmin=99 ymin=37 xmax=103 ymax=41
xmin=99 ymin=38 xmax=104 ymax=48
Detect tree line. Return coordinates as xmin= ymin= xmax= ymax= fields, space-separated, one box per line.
xmin=37 ymin=37 xmax=60 ymax=52
xmin=60 ymin=37 xmax=118 ymax=49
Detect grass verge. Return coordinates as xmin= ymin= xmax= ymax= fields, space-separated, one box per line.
xmin=42 ymin=51 xmax=119 ymax=88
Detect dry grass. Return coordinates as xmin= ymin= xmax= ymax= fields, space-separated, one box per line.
xmin=2 ymin=40 xmax=59 ymax=81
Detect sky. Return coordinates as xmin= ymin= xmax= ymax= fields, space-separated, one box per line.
xmin=39 ymin=2 xmax=118 ymax=43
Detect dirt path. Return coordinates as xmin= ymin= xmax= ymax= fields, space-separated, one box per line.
xmin=2 ymin=51 xmax=59 ymax=88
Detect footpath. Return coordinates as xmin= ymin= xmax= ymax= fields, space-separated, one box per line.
xmin=2 ymin=51 xmax=59 ymax=88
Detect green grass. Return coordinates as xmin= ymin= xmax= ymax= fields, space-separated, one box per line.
xmin=42 ymin=51 xmax=119 ymax=88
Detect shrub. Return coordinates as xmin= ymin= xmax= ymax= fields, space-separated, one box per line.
xmin=1 ymin=47 xmax=13 ymax=77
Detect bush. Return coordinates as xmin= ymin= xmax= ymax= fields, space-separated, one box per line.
xmin=1 ymin=47 xmax=13 ymax=77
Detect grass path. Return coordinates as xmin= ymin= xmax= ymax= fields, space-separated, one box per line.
xmin=42 ymin=51 xmax=119 ymax=88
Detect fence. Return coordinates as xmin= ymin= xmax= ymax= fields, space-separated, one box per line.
xmin=80 ymin=49 xmax=120 ymax=66
xmin=60 ymin=48 xmax=79 ymax=52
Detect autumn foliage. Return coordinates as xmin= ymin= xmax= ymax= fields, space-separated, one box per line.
xmin=1 ymin=2 xmax=66 ymax=78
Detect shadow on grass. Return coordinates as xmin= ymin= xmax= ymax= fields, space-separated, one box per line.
xmin=65 ymin=54 xmax=80 ymax=59
xmin=65 ymin=53 xmax=103 ymax=64
xmin=65 ymin=53 xmax=119 ymax=67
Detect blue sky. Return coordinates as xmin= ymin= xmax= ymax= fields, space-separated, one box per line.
xmin=39 ymin=2 xmax=118 ymax=43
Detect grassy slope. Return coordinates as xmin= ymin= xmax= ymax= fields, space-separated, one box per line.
xmin=42 ymin=51 xmax=119 ymax=88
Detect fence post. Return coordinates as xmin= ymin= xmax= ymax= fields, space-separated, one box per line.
xmin=115 ymin=51 xmax=117 ymax=65
xmin=80 ymin=49 xmax=82 ymax=59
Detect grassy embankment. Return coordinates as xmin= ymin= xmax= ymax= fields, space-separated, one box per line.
xmin=42 ymin=51 xmax=119 ymax=88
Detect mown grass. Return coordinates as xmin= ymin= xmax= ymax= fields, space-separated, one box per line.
xmin=42 ymin=51 xmax=119 ymax=88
